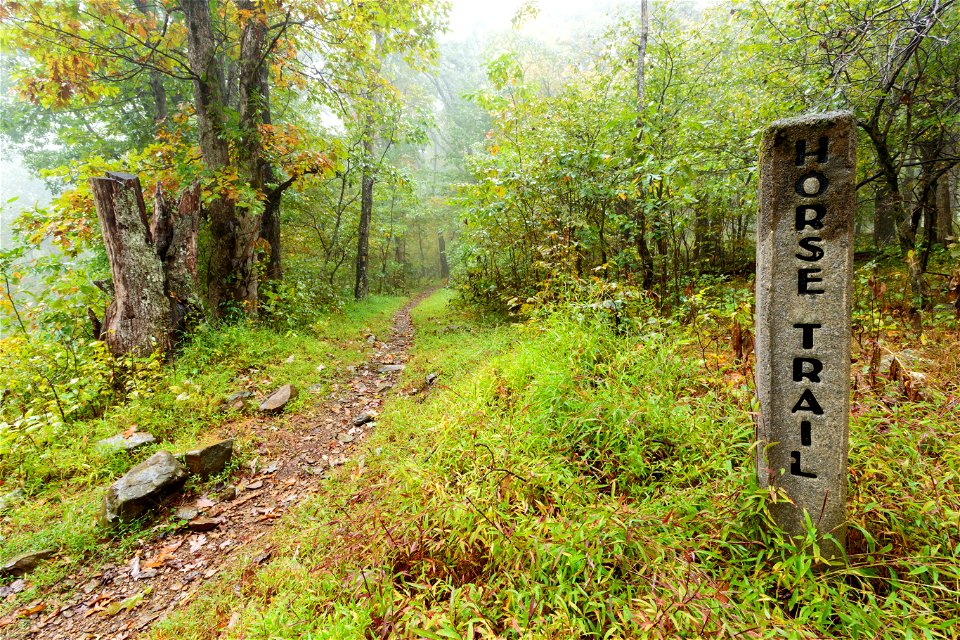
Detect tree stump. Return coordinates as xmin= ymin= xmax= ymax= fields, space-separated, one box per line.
xmin=89 ymin=172 xmax=201 ymax=356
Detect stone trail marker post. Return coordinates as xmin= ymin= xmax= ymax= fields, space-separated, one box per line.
xmin=755 ymin=111 xmax=855 ymax=551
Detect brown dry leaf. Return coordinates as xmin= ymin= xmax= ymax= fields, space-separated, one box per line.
xmin=143 ymin=540 xmax=184 ymax=569
xmin=196 ymin=496 xmax=215 ymax=509
xmin=188 ymin=534 xmax=208 ymax=553
xmin=122 ymin=425 xmax=138 ymax=438
xmin=0 ymin=602 xmax=46 ymax=626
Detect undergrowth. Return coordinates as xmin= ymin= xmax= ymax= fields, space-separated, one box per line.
xmin=0 ymin=295 xmax=407 ymax=605
xmin=151 ymin=287 xmax=960 ymax=639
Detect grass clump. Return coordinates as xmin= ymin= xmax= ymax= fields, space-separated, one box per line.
xmin=150 ymin=287 xmax=959 ymax=639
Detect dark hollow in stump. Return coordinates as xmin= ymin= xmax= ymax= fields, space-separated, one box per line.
xmin=89 ymin=172 xmax=201 ymax=356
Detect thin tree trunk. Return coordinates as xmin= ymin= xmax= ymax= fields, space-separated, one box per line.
xmin=354 ymin=129 xmax=374 ymax=301
xmin=256 ymin=60 xmax=282 ymax=280
xmin=438 ymin=230 xmax=450 ymax=279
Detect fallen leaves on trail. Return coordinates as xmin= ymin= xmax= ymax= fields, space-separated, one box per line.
xmin=188 ymin=534 xmax=208 ymax=553
xmin=0 ymin=601 xmax=45 ymax=626
xmin=196 ymin=496 xmax=216 ymax=509
xmin=143 ymin=540 xmax=184 ymax=569
xmin=102 ymin=589 xmax=150 ymax=617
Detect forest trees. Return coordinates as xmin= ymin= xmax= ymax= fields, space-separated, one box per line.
xmin=456 ymin=1 xmax=958 ymax=320
xmin=2 ymin=0 xmax=448 ymax=336
xmin=752 ymin=0 xmax=960 ymax=313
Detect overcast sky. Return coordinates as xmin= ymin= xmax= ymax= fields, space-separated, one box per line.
xmin=444 ymin=0 xmax=715 ymax=43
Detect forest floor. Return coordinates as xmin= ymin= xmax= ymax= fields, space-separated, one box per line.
xmin=0 ymin=291 xmax=434 ymax=639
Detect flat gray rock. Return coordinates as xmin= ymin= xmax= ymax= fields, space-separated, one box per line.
xmin=259 ymin=384 xmax=297 ymax=412
xmin=378 ymin=364 xmax=405 ymax=373
xmin=100 ymin=451 xmax=188 ymax=528
xmin=184 ymin=439 xmax=233 ymax=477
xmin=1 ymin=549 xmax=55 ymax=577
xmin=97 ymin=432 xmax=156 ymax=452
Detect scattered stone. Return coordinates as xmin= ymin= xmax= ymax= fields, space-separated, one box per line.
xmin=225 ymin=390 xmax=254 ymax=409
xmin=305 ymin=465 xmax=327 ymax=476
xmin=245 ymin=480 xmax=264 ymax=490
xmin=378 ymin=364 xmax=405 ymax=373
xmin=187 ymin=517 xmax=220 ymax=532
xmin=184 ymin=439 xmax=234 ymax=478
xmin=352 ymin=410 xmax=377 ymax=426
xmin=100 ymin=451 xmax=188 ymax=528
xmin=337 ymin=432 xmax=355 ymax=444
xmin=219 ymin=485 xmax=238 ymax=502
xmin=0 ymin=578 xmax=26 ymax=597
xmin=97 ymin=431 xmax=156 ymax=452
xmin=0 ymin=549 xmax=55 ymax=577
xmin=0 ymin=487 xmax=26 ymax=512
xmin=259 ymin=384 xmax=298 ymax=412
xmin=426 ymin=373 xmax=438 ymax=385
xmin=366 ymin=334 xmax=377 ymax=344
xmin=176 ymin=507 xmax=199 ymax=521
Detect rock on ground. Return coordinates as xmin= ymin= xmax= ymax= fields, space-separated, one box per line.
xmin=100 ymin=451 xmax=188 ymax=528
xmin=260 ymin=384 xmax=298 ymax=412
xmin=184 ymin=439 xmax=234 ymax=478
xmin=0 ymin=549 xmax=55 ymax=577
xmin=97 ymin=431 xmax=156 ymax=452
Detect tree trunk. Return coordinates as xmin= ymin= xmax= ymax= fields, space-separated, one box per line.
xmin=90 ymin=173 xmax=201 ymax=356
xmin=256 ymin=63 xmax=282 ymax=281
xmin=152 ymin=181 xmax=201 ymax=335
xmin=635 ymin=0 xmax=648 ymax=133
xmin=183 ymin=0 xmax=258 ymax=318
xmin=354 ymin=130 xmax=374 ymax=301
xmin=874 ymin=187 xmax=898 ymax=248
xmin=90 ymin=172 xmax=170 ymax=356
xmin=438 ymin=230 xmax=450 ymax=279
xmin=935 ymin=170 xmax=955 ymax=243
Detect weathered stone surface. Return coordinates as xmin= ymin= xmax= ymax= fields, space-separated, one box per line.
xmin=97 ymin=431 xmax=156 ymax=452
xmin=184 ymin=439 xmax=233 ymax=477
xmin=755 ymin=111 xmax=855 ymax=548
xmin=175 ymin=507 xmax=199 ymax=521
xmin=0 ymin=549 xmax=55 ymax=577
xmin=426 ymin=373 xmax=438 ymax=385
xmin=259 ymin=384 xmax=297 ymax=412
xmin=352 ymin=410 xmax=376 ymax=426
xmin=100 ymin=451 xmax=188 ymax=528
xmin=378 ymin=364 xmax=405 ymax=373
xmin=186 ymin=517 xmax=220 ymax=532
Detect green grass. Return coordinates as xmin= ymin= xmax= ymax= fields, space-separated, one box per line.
xmin=0 ymin=294 xmax=407 ymax=607
xmin=147 ymin=288 xmax=960 ymax=639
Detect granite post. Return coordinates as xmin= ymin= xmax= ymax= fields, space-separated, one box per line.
xmin=755 ymin=111 xmax=855 ymax=549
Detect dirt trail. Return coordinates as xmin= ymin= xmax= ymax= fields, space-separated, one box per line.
xmin=9 ymin=292 xmax=431 ymax=639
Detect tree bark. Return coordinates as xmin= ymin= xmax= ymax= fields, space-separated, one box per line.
xmin=183 ymin=0 xmax=259 ymax=318
xmin=256 ymin=62 xmax=282 ymax=281
xmin=874 ymin=187 xmax=898 ymax=248
xmin=935 ymin=169 xmax=955 ymax=243
xmin=90 ymin=172 xmax=171 ymax=356
xmin=438 ymin=230 xmax=450 ymax=279
xmin=152 ymin=182 xmax=201 ymax=335
xmin=635 ymin=0 xmax=648 ymax=133
xmin=354 ymin=130 xmax=374 ymax=301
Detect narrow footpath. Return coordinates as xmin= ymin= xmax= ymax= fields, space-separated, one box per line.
xmin=13 ymin=293 xmax=431 ymax=640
